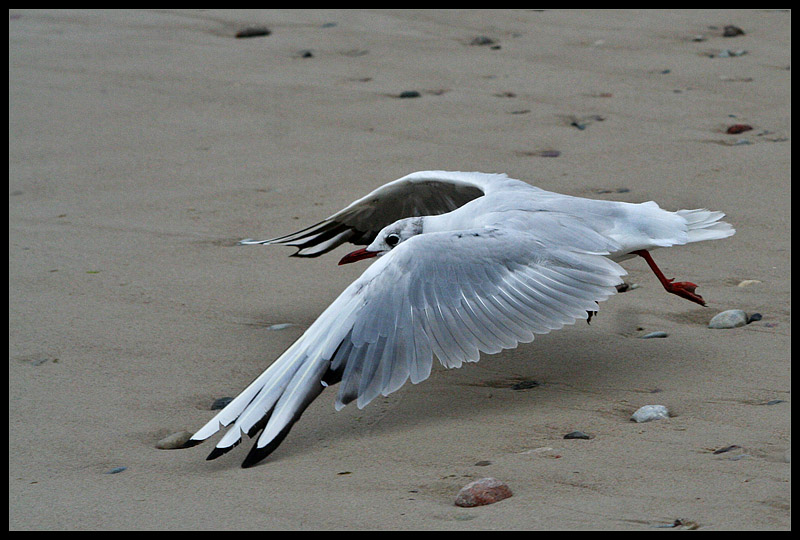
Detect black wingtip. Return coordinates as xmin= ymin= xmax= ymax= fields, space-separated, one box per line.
xmin=206 ymin=440 xmax=240 ymax=461
xmin=206 ymin=447 xmax=228 ymax=461
xmin=240 ymin=449 xmax=267 ymax=468
xmin=240 ymin=423 xmax=297 ymax=468
xmin=290 ymin=250 xmax=324 ymax=259
xmin=246 ymin=414 xmax=270 ymax=439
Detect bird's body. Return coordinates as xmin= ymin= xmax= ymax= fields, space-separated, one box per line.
xmin=183 ymin=171 xmax=734 ymax=467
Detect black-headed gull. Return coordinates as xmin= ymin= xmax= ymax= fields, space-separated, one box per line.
xmin=183 ymin=171 xmax=734 ymax=467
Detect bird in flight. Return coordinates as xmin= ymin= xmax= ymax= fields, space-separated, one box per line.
xmin=182 ymin=170 xmax=734 ymax=467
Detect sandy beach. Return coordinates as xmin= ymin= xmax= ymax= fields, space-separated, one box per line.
xmin=9 ymin=9 xmax=790 ymax=530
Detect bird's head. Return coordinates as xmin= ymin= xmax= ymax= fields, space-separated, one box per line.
xmin=338 ymin=217 xmax=424 ymax=265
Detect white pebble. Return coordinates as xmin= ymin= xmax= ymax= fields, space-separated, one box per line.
xmin=266 ymin=323 xmax=295 ymax=331
xmin=640 ymin=331 xmax=668 ymax=339
xmin=156 ymin=431 xmax=193 ymax=449
xmin=737 ymin=279 xmax=761 ymax=287
xmin=708 ymin=309 xmax=748 ymax=329
xmin=631 ymin=404 xmax=669 ymax=423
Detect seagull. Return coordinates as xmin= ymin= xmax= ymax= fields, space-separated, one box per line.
xmin=183 ymin=170 xmax=734 ymax=467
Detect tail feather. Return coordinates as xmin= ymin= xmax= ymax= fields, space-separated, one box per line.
xmin=677 ymin=209 xmax=735 ymax=243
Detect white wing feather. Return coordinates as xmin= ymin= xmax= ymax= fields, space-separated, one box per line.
xmin=189 ymin=224 xmax=626 ymax=463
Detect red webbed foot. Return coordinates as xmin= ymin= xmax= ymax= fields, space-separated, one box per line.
xmin=663 ymin=279 xmax=706 ymax=306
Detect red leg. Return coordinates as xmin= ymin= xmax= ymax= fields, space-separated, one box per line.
xmin=632 ymin=250 xmax=706 ymax=306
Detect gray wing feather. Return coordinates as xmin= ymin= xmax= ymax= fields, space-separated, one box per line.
xmin=240 ymin=171 xmax=525 ymax=256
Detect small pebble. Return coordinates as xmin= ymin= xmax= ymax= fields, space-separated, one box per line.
xmin=631 ymin=404 xmax=669 ymax=423
xmin=266 ymin=323 xmax=295 ymax=331
xmin=516 ymin=149 xmax=561 ymax=158
xmin=235 ymin=27 xmax=271 ymax=39
xmin=26 ymin=355 xmax=54 ymax=366
xmin=469 ymin=36 xmax=496 ymax=46
xmin=716 ymin=49 xmax=747 ymax=58
xmin=156 ymin=431 xmax=193 ymax=449
xmin=653 ymin=520 xmax=682 ymax=529
xmin=570 ymin=120 xmax=587 ymax=130
xmin=708 ymin=309 xmax=748 ymax=329
xmin=398 ymin=91 xmax=421 ymax=99
xmin=640 ymin=331 xmax=668 ymax=339
xmin=474 ymin=460 xmax=492 ymax=466
xmin=722 ymin=25 xmax=745 ymax=37
xmin=564 ymin=430 xmax=592 ymax=440
xmin=563 ymin=114 xmax=605 ymax=130
xmin=615 ymin=282 xmax=639 ymax=292
xmin=454 ymin=478 xmax=512 ymax=507
xmin=105 ymin=466 xmax=127 ymax=474
xmin=713 ymin=444 xmax=741 ymax=455
xmin=737 ymin=279 xmax=761 ymax=287
xmin=595 ymin=187 xmax=630 ymax=194
xmin=653 ymin=518 xmax=699 ymax=530
xmin=726 ymin=124 xmax=753 ymax=134
xmin=511 ymin=379 xmax=540 ymax=390
xmin=211 ymin=397 xmax=234 ymax=410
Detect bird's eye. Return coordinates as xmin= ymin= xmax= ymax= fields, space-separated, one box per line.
xmin=385 ymin=233 xmax=400 ymax=247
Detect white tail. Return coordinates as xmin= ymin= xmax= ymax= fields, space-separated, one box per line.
xmin=677 ymin=209 xmax=735 ymax=243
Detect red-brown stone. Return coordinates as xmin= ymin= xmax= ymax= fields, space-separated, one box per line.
xmin=726 ymin=124 xmax=753 ymax=134
xmin=454 ymin=477 xmax=513 ymax=507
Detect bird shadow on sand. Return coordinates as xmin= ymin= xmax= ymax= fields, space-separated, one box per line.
xmin=195 ymin=317 xmax=709 ymax=468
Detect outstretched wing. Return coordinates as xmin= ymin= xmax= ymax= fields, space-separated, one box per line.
xmin=328 ymin=226 xmax=624 ymax=409
xmin=187 ymin=222 xmax=625 ymax=466
xmin=241 ymin=171 xmax=529 ymax=256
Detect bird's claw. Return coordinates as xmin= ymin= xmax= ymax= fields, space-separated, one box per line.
xmin=665 ymin=281 xmax=706 ymax=306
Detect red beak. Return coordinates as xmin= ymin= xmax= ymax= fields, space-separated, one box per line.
xmin=338 ymin=247 xmax=378 ymax=265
